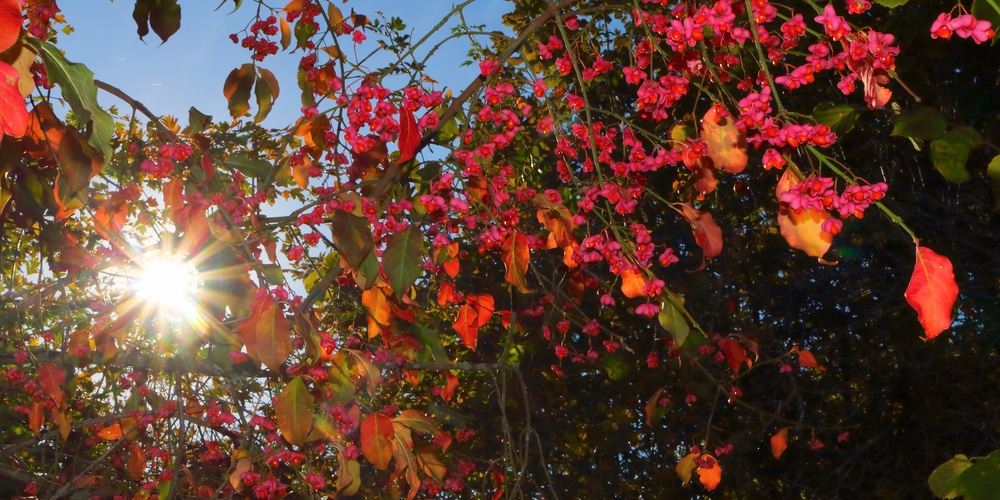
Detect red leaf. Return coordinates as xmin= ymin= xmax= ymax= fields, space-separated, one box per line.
xmin=697 ymin=455 xmax=722 ymax=490
xmin=361 ymin=413 xmax=395 ymax=470
xmin=468 ymin=294 xmax=494 ymax=328
xmin=719 ymin=338 xmax=746 ymax=374
xmin=397 ymin=106 xmax=419 ymax=163
xmin=502 ymin=231 xmax=532 ymax=293
xmin=905 ymin=246 xmax=958 ymax=340
xmin=240 ymin=294 xmax=292 ymax=371
xmin=452 ymin=303 xmax=478 ymax=350
xmin=0 ymin=62 xmax=28 ymax=139
xmin=701 ymin=105 xmax=748 ymax=173
xmin=771 ymin=428 xmax=789 ymax=459
xmin=38 ymin=363 xmax=66 ymax=409
xmin=0 ymin=0 xmax=22 ymax=53
xmin=678 ymin=203 xmax=723 ymax=262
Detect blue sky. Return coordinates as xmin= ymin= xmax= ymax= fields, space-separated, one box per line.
xmin=58 ymin=0 xmax=511 ymax=128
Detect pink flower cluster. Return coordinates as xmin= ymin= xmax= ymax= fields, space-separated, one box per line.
xmin=931 ymin=12 xmax=995 ymax=43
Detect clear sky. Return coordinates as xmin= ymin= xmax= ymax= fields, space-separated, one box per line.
xmin=58 ymin=0 xmax=511 ymax=128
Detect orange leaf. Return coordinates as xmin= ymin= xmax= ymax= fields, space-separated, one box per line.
xmin=678 ymin=203 xmax=723 ymax=262
xmin=771 ymin=428 xmax=789 ymax=459
xmin=468 ymin=294 xmax=494 ymax=328
xmin=701 ymin=105 xmax=748 ymax=173
xmin=229 ymin=457 xmax=252 ymax=489
xmin=697 ymin=454 xmax=722 ymax=490
xmin=38 ymin=363 xmax=66 ymax=409
xmin=398 ymin=106 xmax=419 ymax=163
xmin=437 ymin=281 xmax=457 ymax=307
xmin=52 ymin=406 xmax=72 ymax=440
xmin=98 ymin=418 xmax=137 ymax=441
xmin=440 ymin=371 xmax=458 ymax=402
xmin=291 ymin=155 xmax=312 ymax=189
xmin=223 ymin=63 xmax=256 ymax=118
xmin=362 ymin=282 xmax=394 ymax=327
xmin=620 ymin=268 xmax=647 ymax=298
xmin=797 ymin=348 xmax=825 ymax=370
xmin=776 ymin=168 xmax=834 ymax=259
xmin=719 ymin=338 xmax=746 ymax=374
xmin=127 ymin=442 xmax=147 ymax=481
xmin=29 ymin=402 xmax=43 ymax=437
xmin=361 ymin=413 xmax=395 ymax=470
xmin=242 ymin=294 xmax=292 ymax=372
xmin=905 ymin=246 xmax=958 ymax=340
xmin=502 ymin=231 xmax=532 ymax=293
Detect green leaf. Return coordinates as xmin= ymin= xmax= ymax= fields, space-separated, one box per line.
xmin=874 ymin=0 xmax=909 ymax=7
xmin=253 ymin=67 xmax=279 ymax=123
xmin=355 ymin=248 xmax=380 ymax=291
xmin=892 ymin=107 xmax=947 ymax=140
xmin=972 ymin=0 xmax=1000 ymax=30
xmin=31 ymin=41 xmax=114 ymax=161
xmin=958 ymin=450 xmax=1000 ymax=500
xmin=930 ymin=454 xmax=972 ymax=499
xmin=813 ymin=103 xmax=858 ymax=136
xmin=224 ymin=153 xmax=271 ymax=178
xmin=602 ymin=354 xmax=630 ymax=381
xmin=132 ymin=0 xmax=152 ymax=40
xmin=329 ymin=211 xmax=375 ymax=269
xmin=658 ymin=295 xmax=690 ymax=348
xmin=929 ymin=127 xmax=982 ymax=183
xmin=185 ymin=106 xmax=212 ymax=136
xmin=275 ymin=376 xmax=314 ymax=446
xmin=149 ymin=0 xmax=182 ymax=43
xmin=987 ymin=155 xmax=1000 ymax=210
xmin=412 ymin=323 xmax=448 ymax=363
xmin=382 ymin=225 xmax=425 ymax=300
xmin=223 ymin=63 xmax=256 ymax=119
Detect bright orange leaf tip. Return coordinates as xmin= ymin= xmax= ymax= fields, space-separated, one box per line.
xmin=905 ymin=245 xmax=958 ymax=340
xmin=771 ymin=428 xmax=789 ymax=459
xmin=677 ymin=452 xmax=722 ymax=490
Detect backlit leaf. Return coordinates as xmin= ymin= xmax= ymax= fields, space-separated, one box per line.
xmin=224 ymin=152 xmax=271 ymax=178
xmin=29 ymin=402 xmax=43 ymax=437
xmin=678 ymin=203 xmax=723 ymax=262
xmin=905 ymin=246 xmax=958 ymax=340
xmin=361 ymin=413 xmax=395 ymax=470
xmin=394 ymin=409 xmax=440 ymax=437
xmin=776 ymin=169 xmax=833 ymax=259
xmin=658 ymin=295 xmax=690 ymax=347
xmin=719 ymin=338 xmax=746 ymax=374
xmin=223 ymin=63 xmax=256 ymax=119
xmin=279 ymin=16 xmax=291 ymax=50
xmin=502 ymin=231 xmax=532 ymax=294
xmin=398 ymin=106 xmax=419 ymax=163
xmin=330 ymin=210 xmax=374 ymax=269
xmin=956 ymin=449 xmax=1000 ymax=499
xmin=38 ymin=363 xmax=66 ymax=409
xmin=32 ymin=41 xmax=114 ymax=160
xmin=276 ymin=376 xmax=313 ymax=446
xmin=797 ymin=348 xmax=824 ymax=370
xmin=0 ymin=62 xmax=28 ymax=140
xmin=771 ymin=428 xmax=789 ymax=459
xmin=929 ymin=454 xmax=971 ymax=499
xmin=361 ymin=281 xmax=393 ymax=327
xmin=620 ymin=268 xmax=647 ymax=298
xmin=0 ymin=0 xmax=21 ymax=53
xmin=254 ymin=293 xmax=292 ymax=372
xmin=453 ymin=303 xmax=479 ymax=350
xmin=697 ymin=455 xmax=722 ymax=490
xmin=383 ymin=225 xmax=425 ymax=300
xmin=701 ymin=105 xmax=747 ymax=173
xmin=677 ymin=453 xmax=697 ymax=485
xmin=253 ymin=67 xmax=279 ymax=123
xmin=127 ymin=442 xmax=146 ymax=481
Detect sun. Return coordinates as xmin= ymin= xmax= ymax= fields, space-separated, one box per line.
xmin=132 ymin=255 xmax=202 ymax=318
